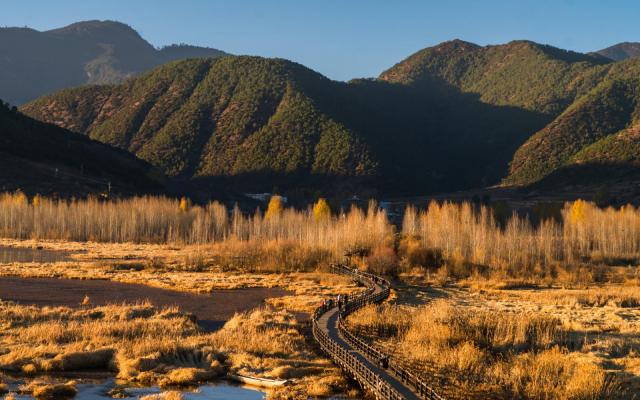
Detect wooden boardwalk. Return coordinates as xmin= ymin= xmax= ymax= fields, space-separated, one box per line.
xmin=312 ymin=265 xmax=444 ymax=400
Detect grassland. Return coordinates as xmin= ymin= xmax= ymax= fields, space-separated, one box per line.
xmin=0 ymin=194 xmax=639 ymax=398
xmin=347 ymin=279 xmax=639 ymax=399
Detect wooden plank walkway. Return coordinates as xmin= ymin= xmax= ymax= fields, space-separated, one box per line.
xmin=316 ymin=300 xmax=420 ymax=399
xmin=311 ymin=265 xmax=444 ymax=400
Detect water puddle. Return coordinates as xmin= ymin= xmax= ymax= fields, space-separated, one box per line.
xmin=3 ymin=377 xmax=265 ymax=399
xmin=0 ymin=246 xmax=72 ymax=263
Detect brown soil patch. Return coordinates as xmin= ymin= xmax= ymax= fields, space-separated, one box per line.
xmin=0 ymin=277 xmax=290 ymax=331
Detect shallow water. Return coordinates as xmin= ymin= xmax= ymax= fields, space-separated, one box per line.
xmin=0 ymin=246 xmax=72 ymax=263
xmin=4 ymin=377 xmax=266 ymax=399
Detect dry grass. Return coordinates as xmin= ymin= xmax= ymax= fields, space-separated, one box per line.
xmin=402 ymin=200 xmax=640 ymax=282
xmin=140 ymin=391 xmax=185 ymax=400
xmin=348 ymin=283 xmax=639 ymax=399
xmin=0 ymin=194 xmax=392 ymax=260
xmin=0 ymin=300 xmax=352 ymax=399
xmin=22 ymin=380 xmax=78 ymax=399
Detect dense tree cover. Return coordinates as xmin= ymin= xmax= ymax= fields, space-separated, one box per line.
xmin=383 ymin=40 xmax=640 ymax=189
xmin=507 ymin=77 xmax=640 ymax=185
xmin=380 ymin=39 xmax=612 ymax=116
xmin=0 ymin=99 xmax=161 ymax=195
xmin=22 ymin=55 xmax=551 ymax=195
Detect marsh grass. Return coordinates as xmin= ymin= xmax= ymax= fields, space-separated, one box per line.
xmin=0 ymin=301 xmax=350 ymax=399
xmin=0 ymin=194 xmax=390 ymax=254
xmin=402 ymin=200 xmax=640 ymax=283
xmin=348 ymin=300 xmax=623 ymax=399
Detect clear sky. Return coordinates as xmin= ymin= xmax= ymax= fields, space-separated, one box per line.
xmin=2 ymin=0 xmax=639 ymax=81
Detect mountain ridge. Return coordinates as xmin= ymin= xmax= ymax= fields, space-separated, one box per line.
xmin=595 ymin=42 xmax=640 ymax=61
xmin=16 ymin=34 xmax=640 ymax=197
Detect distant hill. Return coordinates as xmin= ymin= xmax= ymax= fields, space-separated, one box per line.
xmin=0 ymin=20 xmax=226 ymax=105
xmin=595 ymin=42 xmax=640 ymax=61
xmin=0 ymin=100 xmax=162 ymax=196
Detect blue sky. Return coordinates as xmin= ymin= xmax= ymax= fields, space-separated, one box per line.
xmin=2 ymin=0 xmax=639 ymax=81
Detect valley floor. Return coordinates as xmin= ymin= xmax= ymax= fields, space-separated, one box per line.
xmin=1 ymin=238 xmax=639 ymax=399
xmin=0 ymin=239 xmax=362 ymax=399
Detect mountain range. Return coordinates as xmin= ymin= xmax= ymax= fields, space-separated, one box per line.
xmin=0 ymin=20 xmax=226 ymax=105
xmin=5 ymin=20 xmax=640 ymax=200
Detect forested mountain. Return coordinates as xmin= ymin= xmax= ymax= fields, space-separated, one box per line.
xmin=0 ymin=100 xmax=162 ymax=196
xmin=21 ymin=55 xmax=546 ymax=196
xmin=381 ymin=40 xmax=640 ymax=193
xmin=17 ymin=37 xmax=640 ymax=197
xmin=380 ymin=39 xmax=611 ymax=116
xmin=0 ymin=20 xmax=226 ymax=105
xmin=595 ymin=42 xmax=640 ymax=61
xmin=506 ymin=73 xmax=640 ymax=187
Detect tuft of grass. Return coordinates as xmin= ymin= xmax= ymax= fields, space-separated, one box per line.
xmin=26 ymin=381 xmax=77 ymax=399
xmin=140 ymin=391 xmax=185 ymax=400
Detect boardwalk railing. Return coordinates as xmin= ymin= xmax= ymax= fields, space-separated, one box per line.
xmin=312 ymin=264 xmax=444 ymax=400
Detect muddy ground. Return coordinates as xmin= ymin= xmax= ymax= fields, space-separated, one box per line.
xmin=0 ymin=276 xmax=290 ymax=331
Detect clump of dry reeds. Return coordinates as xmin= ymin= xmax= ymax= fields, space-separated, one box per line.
xmin=0 ymin=194 xmax=392 ymax=266
xmin=401 ymin=200 xmax=640 ymax=281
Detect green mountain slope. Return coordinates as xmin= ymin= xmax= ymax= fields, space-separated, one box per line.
xmin=506 ymin=72 xmax=640 ymax=186
xmin=21 ymin=57 xmax=378 ymax=192
xmin=0 ymin=100 xmax=162 ymax=196
xmin=0 ymin=20 xmax=226 ymax=105
xmin=21 ymin=39 xmax=640 ymax=196
xmin=381 ymin=39 xmax=640 ymax=191
xmin=22 ymin=55 xmax=548 ymax=195
xmin=380 ymin=39 xmax=611 ymax=116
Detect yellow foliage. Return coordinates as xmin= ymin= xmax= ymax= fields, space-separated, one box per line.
xmin=313 ymin=198 xmax=331 ymax=221
xmin=13 ymin=191 xmax=27 ymax=206
xmin=179 ymin=197 xmax=190 ymax=212
xmin=32 ymin=194 xmax=42 ymax=207
xmin=568 ymin=199 xmax=589 ymax=224
xmin=265 ymin=195 xmax=284 ymax=220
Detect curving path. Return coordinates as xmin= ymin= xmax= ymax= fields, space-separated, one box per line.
xmin=312 ymin=265 xmax=444 ymax=400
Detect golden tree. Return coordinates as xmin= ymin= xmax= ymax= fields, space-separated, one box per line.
xmin=13 ymin=190 xmax=27 ymax=206
xmin=265 ymin=195 xmax=284 ymax=220
xmin=313 ymin=198 xmax=331 ymax=221
xmin=179 ymin=196 xmax=191 ymax=212
xmin=568 ymin=199 xmax=589 ymax=224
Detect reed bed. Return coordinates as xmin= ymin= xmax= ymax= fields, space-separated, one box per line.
xmin=348 ymin=300 xmax=622 ymax=399
xmin=0 ymin=194 xmax=391 ymax=259
xmin=402 ymin=200 xmax=640 ymax=277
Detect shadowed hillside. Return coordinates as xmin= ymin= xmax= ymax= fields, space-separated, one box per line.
xmin=0 ymin=100 xmax=162 ymax=196
xmin=506 ymin=61 xmax=640 ymax=186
